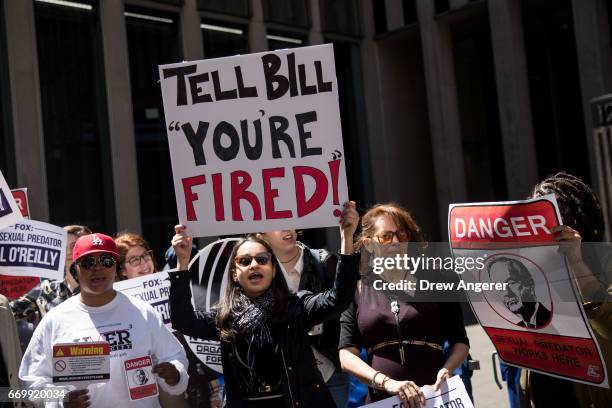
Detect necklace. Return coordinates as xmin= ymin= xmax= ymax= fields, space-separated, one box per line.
xmin=279 ymin=247 xmax=300 ymax=263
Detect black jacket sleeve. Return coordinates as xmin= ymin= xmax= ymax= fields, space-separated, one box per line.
xmin=168 ymin=271 xmax=219 ymax=341
xmin=298 ymin=253 xmax=359 ymax=328
xmin=338 ymin=300 xmax=362 ymax=350
xmin=441 ymin=302 xmax=470 ymax=347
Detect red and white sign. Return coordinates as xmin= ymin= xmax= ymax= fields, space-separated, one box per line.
xmin=10 ymin=188 xmax=30 ymax=219
xmin=52 ymin=342 xmax=110 ymax=384
xmin=0 ymin=275 xmax=39 ymax=299
xmin=448 ymin=195 xmax=608 ymax=387
xmin=0 ymin=189 xmax=37 ymax=298
xmin=0 ymin=170 xmax=23 ymax=231
xmin=123 ymin=355 xmax=158 ymax=401
xmin=159 ymin=44 xmax=349 ymax=237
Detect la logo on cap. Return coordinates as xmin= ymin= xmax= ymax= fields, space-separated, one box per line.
xmin=92 ymin=235 xmax=104 ymax=246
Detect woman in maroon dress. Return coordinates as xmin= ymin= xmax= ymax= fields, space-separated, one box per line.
xmin=339 ymin=203 xmax=470 ymax=408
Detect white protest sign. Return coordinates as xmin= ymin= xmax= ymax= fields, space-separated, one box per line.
xmin=123 ymin=355 xmax=158 ymax=401
xmin=114 ymin=272 xmax=171 ymax=327
xmin=10 ymin=188 xmax=30 ymax=219
xmin=0 ymin=170 xmax=23 ymax=230
xmin=448 ymin=195 xmax=609 ymax=388
xmin=159 ymin=44 xmax=349 ymax=237
xmin=53 ymin=342 xmax=110 ymax=385
xmin=183 ymin=238 xmax=239 ymax=374
xmin=360 ymin=376 xmax=473 ymax=408
xmin=0 ymin=220 xmax=66 ymax=280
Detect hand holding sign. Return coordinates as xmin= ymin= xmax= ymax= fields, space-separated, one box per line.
xmin=171 ymin=224 xmax=193 ymax=270
xmin=383 ymin=379 xmax=426 ymax=408
xmin=152 ymin=362 xmax=180 ymax=386
xmin=340 ymin=201 xmax=359 ymax=254
xmin=63 ymin=389 xmax=89 ymax=408
xmin=361 ymin=376 xmax=474 ymax=408
xmin=552 ymin=225 xmax=583 ymax=263
xmin=433 ymin=368 xmax=450 ymax=391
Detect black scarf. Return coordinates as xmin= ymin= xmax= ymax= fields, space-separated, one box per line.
xmin=232 ymin=290 xmax=277 ymax=392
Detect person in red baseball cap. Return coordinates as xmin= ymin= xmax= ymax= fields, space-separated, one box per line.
xmin=70 ymin=233 xmax=121 ymax=307
xmin=19 ymin=233 xmax=189 ymax=407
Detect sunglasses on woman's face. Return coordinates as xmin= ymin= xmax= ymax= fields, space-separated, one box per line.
xmin=375 ymin=230 xmax=409 ymax=244
xmin=78 ymin=255 xmax=116 ymax=270
xmin=235 ymin=253 xmax=271 ymax=268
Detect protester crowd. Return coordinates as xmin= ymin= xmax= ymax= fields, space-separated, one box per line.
xmin=0 ymin=172 xmax=607 ymax=407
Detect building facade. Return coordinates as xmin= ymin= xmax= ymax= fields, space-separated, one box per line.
xmin=0 ymin=0 xmax=608 ymax=255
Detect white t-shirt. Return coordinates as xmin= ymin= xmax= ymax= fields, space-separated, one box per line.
xmin=279 ymin=248 xmax=304 ymax=293
xmin=19 ymin=292 xmax=189 ymax=407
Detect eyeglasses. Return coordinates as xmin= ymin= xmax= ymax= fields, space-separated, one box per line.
xmin=235 ymin=253 xmax=271 ymax=268
xmin=78 ymin=255 xmax=116 ymax=270
xmin=375 ymin=230 xmax=409 ymax=244
xmin=125 ymin=250 xmax=153 ymax=267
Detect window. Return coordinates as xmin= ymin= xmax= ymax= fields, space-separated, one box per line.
xmin=126 ymin=6 xmax=180 ymax=262
xmin=266 ymin=30 xmax=305 ymax=50
xmin=435 ymin=0 xmax=450 ymax=14
xmin=522 ymin=0 xmax=589 ymax=182
xmin=197 ymin=0 xmax=249 ymax=17
xmin=148 ymin=0 xmax=182 ymax=5
xmin=263 ymin=0 xmax=309 ymax=27
xmin=326 ymin=40 xmax=370 ymax=208
xmin=320 ymin=0 xmax=361 ymax=37
xmin=35 ymin=0 xmax=115 ymax=232
xmin=201 ymin=19 xmax=248 ymax=58
xmin=403 ymin=0 xmax=417 ymax=25
xmin=372 ymin=0 xmax=387 ymax=34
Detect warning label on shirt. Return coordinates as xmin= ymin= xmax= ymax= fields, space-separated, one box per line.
xmin=52 ymin=341 xmax=110 ymax=384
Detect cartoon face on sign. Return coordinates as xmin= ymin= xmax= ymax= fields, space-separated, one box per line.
xmin=481 ymin=254 xmax=553 ymax=329
xmin=133 ymin=369 xmax=148 ymax=386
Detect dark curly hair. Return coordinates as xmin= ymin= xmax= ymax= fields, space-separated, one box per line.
xmin=531 ymin=172 xmax=604 ymax=242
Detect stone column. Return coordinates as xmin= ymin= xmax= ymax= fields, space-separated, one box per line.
xmin=308 ymin=0 xmax=324 ymax=44
xmin=488 ymin=0 xmax=538 ymax=198
xmin=100 ymin=0 xmax=142 ymax=232
xmin=248 ymin=0 xmax=267 ymax=52
xmin=3 ymin=0 xmax=49 ymax=220
xmin=181 ymin=0 xmax=204 ymax=60
xmin=416 ymin=0 xmax=467 ymax=234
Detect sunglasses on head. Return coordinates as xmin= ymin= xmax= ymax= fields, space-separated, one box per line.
xmin=235 ymin=253 xmax=271 ymax=268
xmin=78 ymin=255 xmax=116 ymax=270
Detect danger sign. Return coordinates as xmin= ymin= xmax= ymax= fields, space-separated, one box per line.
xmin=123 ymin=355 xmax=158 ymax=401
xmin=448 ymin=195 xmax=609 ymax=387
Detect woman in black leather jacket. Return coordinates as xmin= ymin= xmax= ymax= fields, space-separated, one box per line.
xmin=168 ymin=202 xmax=359 ymax=407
